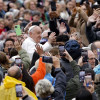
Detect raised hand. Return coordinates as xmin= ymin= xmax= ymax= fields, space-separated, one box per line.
xmin=35 ymin=44 xmax=44 ymax=56
xmin=72 ymin=8 xmax=77 ymax=17
xmin=64 ymin=50 xmax=73 ymax=62
xmin=48 ymin=32 xmax=56 ymax=43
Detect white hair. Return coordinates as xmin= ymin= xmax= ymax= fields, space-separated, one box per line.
xmin=4 ymin=12 xmax=14 ymax=19
xmin=11 ymin=9 xmax=19 ymax=18
xmin=35 ymin=79 xmax=54 ymax=98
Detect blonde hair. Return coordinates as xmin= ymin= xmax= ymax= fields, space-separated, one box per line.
xmin=0 ymin=51 xmax=11 ymax=69
xmin=25 ymin=0 xmax=37 ymax=9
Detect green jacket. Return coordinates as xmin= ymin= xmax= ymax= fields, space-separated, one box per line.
xmin=95 ymin=84 xmax=100 ymax=100
xmin=65 ymin=60 xmax=81 ymax=100
xmin=18 ymin=49 xmax=31 ymax=70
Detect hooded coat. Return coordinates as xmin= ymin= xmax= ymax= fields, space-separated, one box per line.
xmin=0 ymin=76 xmax=38 ymax=100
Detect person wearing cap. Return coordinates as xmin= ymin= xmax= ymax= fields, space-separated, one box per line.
xmin=22 ymin=25 xmax=55 ymax=60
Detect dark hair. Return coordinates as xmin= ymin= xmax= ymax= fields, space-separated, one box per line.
xmin=9 ymin=48 xmax=18 ymax=58
xmin=32 ymin=11 xmax=41 ymax=17
xmin=85 ymin=68 xmax=95 ymax=81
xmin=76 ymin=88 xmax=93 ymax=100
xmin=8 ymin=67 xmax=22 ymax=80
xmin=4 ymin=38 xmax=14 ymax=48
xmin=23 ymin=10 xmax=31 ymax=16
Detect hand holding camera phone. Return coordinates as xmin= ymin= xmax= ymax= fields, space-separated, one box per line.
xmin=15 ymin=84 xmax=23 ymax=97
xmin=42 ymin=56 xmax=53 ymax=63
xmin=85 ymin=74 xmax=92 ymax=87
xmin=14 ymin=25 xmax=22 ymax=36
xmin=81 ymin=50 xmax=88 ymax=63
xmin=15 ymin=58 xmax=22 ymax=68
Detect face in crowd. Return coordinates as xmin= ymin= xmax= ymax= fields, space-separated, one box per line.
xmin=29 ymin=26 xmax=42 ymax=43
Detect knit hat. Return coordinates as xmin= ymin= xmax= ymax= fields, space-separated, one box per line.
xmin=64 ymin=40 xmax=81 ymax=59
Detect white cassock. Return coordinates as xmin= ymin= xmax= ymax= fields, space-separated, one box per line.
xmin=22 ymin=37 xmax=52 ymax=60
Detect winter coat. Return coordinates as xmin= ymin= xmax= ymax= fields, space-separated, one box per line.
xmin=65 ymin=60 xmax=81 ymax=100
xmin=68 ymin=9 xmax=89 ymax=46
xmin=86 ymin=24 xmax=100 ymax=43
xmin=18 ymin=49 xmax=31 ymax=70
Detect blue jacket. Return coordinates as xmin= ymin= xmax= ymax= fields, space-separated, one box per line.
xmin=44 ymin=73 xmax=56 ymax=87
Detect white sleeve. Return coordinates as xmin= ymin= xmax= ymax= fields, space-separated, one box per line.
xmin=42 ymin=42 xmax=52 ymax=52
xmin=22 ymin=41 xmax=36 ymax=61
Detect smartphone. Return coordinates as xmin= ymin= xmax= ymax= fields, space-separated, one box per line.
xmin=14 ymin=25 xmax=22 ymax=36
xmin=40 ymin=38 xmax=48 ymax=44
xmin=15 ymin=84 xmax=23 ymax=97
xmin=42 ymin=56 xmax=53 ymax=63
xmin=51 ymin=1 xmax=56 ymax=11
xmin=59 ymin=46 xmax=66 ymax=56
xmin=81 ymin=50 xmax=88 ymax=62
xmin=48 ymin=31 xmax=52 ymax=37
xmin=97 ymin=48 xmax=100 ymax=61
xmin=32 ymin=22 xmax=41 ymax=26
xmin=79 ymin=71 xmax=85 ymax=83
xmin=85 ymin=75 xmax=92 ymax=87
xmin=15 ymin=58 xmax=22 ymax=68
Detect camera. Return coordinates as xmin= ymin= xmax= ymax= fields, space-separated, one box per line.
xmin=42 ymin=56 xmax=53 ymax=63
xmin=15 ymin=84 xmax=23 ymax=97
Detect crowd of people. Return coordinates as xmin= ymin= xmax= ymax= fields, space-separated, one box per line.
xmin=0 ymin=0 xmax=100 ymax=100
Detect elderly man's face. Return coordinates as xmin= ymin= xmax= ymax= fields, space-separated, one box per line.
xmin=88 ymin=50 xmax=96 ymax=69
xmin=30 ymin=26 xmax=42 ymax=43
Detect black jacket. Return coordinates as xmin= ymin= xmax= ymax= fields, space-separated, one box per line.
xmin=86 ymin=24 xmax=100 ymax=43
